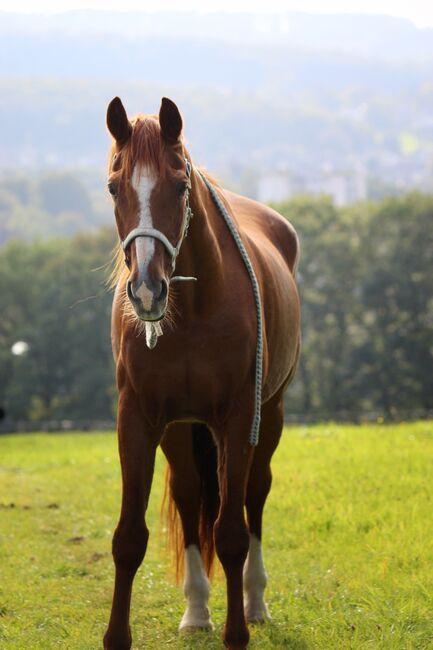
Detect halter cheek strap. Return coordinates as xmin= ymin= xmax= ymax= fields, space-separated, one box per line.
xmin=121 ymin=158 xmax=196 ymax=283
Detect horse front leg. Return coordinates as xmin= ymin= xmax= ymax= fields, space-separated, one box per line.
xmin=214 ymin=410 xmax=254 ymax=650
xmin=103 ymin=388 xmax=162 ymax=650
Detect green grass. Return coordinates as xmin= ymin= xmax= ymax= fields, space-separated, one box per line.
xmin=0 ymin=422 xmax=433 ymax=649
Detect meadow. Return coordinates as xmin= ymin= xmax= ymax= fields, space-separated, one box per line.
xmin=0 ymin=422 xmax=432 ymax=650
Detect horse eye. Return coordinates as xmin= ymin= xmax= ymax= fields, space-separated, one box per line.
xmin=108 ymin=181 xmax=118 ymax=198
xmin=177 ymin=180 xmax=188 ymax=197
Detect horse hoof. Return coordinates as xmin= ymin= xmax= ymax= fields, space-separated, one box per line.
xmin=179 ymin=622 xmax=214 ymax=634
xmin=245 ymin=602 xmax=271 ymax=624
xmin=245 ymin=609 xmax=271 ymax=625
xmin=223 ymin=625 xmax=249 ymax=649
xmin=179 ymin=607 xmax=214 ymax=633
xmin=246 ymin=615 xmax=267 ymax=625
xmin=103 ymin=635 xmax=131 ymax=650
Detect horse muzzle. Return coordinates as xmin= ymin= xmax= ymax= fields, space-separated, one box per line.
xmin=127 ymin=277 xmax=168 ymax=321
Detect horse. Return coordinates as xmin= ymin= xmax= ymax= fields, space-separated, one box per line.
xmin=103 ymin=96 xmax=301 ymax=650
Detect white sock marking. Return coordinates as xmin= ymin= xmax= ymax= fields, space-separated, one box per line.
xmin=179 ymin=545 xmax=213 ymax=632
xmin=243 ymin=534 xmax=270 ymax=622
xmin=131 ymin=165 xmax=156 ymax=306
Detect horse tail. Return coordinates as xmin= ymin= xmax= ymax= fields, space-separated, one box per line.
xmin=163 ymin=463 xmax=183 ymax=582
xmin=192 ymin=423 xmax=219 ymax=576
xmin=162 ymin=423 xmax=219 ymax=581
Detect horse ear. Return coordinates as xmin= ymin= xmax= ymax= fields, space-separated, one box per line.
xmin=106 ymin=97 xmax=132 ymax=143
xmin=159 ymin=97 xmax=183 ymax=144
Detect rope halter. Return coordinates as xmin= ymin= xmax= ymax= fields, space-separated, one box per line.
xmin=121 ymin=157 xmax=196 ymax=284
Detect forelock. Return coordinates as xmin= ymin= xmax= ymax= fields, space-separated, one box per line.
xmin=122 ymin=115 xmax=166 ymax=179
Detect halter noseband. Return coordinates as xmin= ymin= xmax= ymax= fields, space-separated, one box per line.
xmin=121 ymin=158 xmax=196 ymax=283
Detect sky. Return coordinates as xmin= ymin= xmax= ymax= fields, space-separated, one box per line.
xmin=0 ymin=0 xmax=433 ymax=27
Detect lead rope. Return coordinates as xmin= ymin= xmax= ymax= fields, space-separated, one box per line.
xmin=136 ymin=165 xmax=263 ymax=445
xmin=199 ymin=172 xmax=263 ymax=446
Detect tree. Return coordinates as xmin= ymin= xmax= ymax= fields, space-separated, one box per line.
xmin=277 ymin=192 xmax=433 ymax=419
xmin=0 ymin=228 xmax=116 ymax=422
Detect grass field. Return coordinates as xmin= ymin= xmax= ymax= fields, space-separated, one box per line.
xmin=0 ymin=422 xmax=432 ymax=649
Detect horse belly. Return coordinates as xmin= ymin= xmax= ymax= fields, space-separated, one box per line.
xmin=261 ymin=269 xmax=300 ymax=402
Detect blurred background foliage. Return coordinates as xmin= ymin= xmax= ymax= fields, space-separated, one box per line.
xmin=0 ymin=226 xmax=114 ymax=424
xmin=1 ymin=9 xmax=433 ymax=427
xmin=0 ymin=187 xmax=431 ymax=424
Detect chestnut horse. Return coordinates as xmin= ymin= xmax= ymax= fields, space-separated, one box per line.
xmin=103 ymin=96 xmax=300 ymax=650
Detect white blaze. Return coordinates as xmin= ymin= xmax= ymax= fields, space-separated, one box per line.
xmin=179 ymin=545 xmax=214 ymax=632
xmin=243 ymin=534 xmax=270 ymax=622
xmin=131 ymin=165 xmax=156 ymax=309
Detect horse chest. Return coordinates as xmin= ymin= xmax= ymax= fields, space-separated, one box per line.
xmin=125 ymin=324 xmax=255 ymax=422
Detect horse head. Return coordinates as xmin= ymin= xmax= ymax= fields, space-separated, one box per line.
xmin=106 ymin=96 xmax=192 ymax=322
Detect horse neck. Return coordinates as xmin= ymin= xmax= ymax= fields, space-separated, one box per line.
xmin=172 ymin=170 xmax=225 ymax=320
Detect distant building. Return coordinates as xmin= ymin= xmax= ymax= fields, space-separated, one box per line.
xmin=257 ymin=167 xmax=367 ymax=206
xmin=257 ymin=171 xmax=297 ymax=203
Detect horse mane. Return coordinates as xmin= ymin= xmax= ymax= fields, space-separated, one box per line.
xmin=108 ymin=245 xmax=127 ymax=291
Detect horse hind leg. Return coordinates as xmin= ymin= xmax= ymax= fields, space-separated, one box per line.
xmin=243 ymin=535 xmax=270 ymax=624
xmin=181 ymin=545 xmax=213 ymax=631
xmin=212 ymin=408 xmax=256 ymax=650
xmin=161 ymin=422 xmax=218 ymax=633
xmin=244 ymin=394 xmax=284 ymax=624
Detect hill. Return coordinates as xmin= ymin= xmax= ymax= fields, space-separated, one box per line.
xmin=0 ymin=10 xmax=432 ymax=201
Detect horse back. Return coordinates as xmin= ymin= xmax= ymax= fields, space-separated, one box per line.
xmin=224 ymin=190 xmax=299 ymax=274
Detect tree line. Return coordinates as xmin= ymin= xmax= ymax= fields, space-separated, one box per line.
xmin=0 ymin=171 xmax=107 ymax=245
xmin=0 ymin=192 xmax=432 ymax=428
xmin=280 ymin=192 xmax=433 ymax=419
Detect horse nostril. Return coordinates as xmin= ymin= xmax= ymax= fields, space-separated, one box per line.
xmin=158 ymin=279 xmax=168 ymax=302
xmin=127 ymin=280 xmax=136 ymax=302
